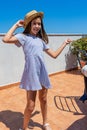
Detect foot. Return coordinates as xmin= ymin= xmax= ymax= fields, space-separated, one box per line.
xmin=79 ymin=93 xmax=87 ymax=103
xmin=43 ymin=123 xmax=52 ymax=130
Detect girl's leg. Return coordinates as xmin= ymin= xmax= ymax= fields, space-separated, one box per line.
xmin=39 ymin=87 xmax=52 ymax=130
xmin=23 ymin=90 xmax=37 ymax=130
xmin=38 ymin=87 xmax=48 ymax=125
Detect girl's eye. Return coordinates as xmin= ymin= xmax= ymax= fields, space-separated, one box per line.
xmin=33 ymin=22 xmax=41 ymax=26
xmin=38 ymin=23 xmax=41 ymax=26
xmin=33 ymin=22 xmax=36 ymax=25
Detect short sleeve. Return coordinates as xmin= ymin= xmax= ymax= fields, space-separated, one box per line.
xmin=15 ymin=33 xmax=26 ymax=46
xmin=42 ymin=40 xmax=50 ymax=51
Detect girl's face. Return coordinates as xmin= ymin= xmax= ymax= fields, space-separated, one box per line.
xmin=30 ymin=17 xmax=41 ymax=36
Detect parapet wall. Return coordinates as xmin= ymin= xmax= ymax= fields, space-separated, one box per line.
xmin=0 ymin=34 xmax=85 ymax=87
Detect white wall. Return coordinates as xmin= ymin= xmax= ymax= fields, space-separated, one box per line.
xmin=0 ymin=34 xmax=83 ymax=87
xmin=45 ymin=35 xmax=82 ymax=74
xmin=0 ymin=36 xmax=24 ymax=86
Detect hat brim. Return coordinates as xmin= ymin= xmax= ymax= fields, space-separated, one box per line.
xmin=24 ymin=12 xmax=43 ymax=28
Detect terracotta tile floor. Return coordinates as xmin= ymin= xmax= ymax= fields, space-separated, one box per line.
xmin=0 ymin=69 xmax=87 ymax=130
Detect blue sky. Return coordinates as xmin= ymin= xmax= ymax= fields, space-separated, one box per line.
xmin=0 ymin=0 xmax=87 ymax=34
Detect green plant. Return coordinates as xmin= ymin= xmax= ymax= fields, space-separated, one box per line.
xmin=70 ymin=37 xmax=87 ymax=61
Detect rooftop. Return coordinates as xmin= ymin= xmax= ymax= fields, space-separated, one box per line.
xmin=0 ymin=69 xmax=87 ymax=130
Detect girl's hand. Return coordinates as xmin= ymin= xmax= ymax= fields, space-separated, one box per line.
xmin=15 ymin=20 xmax=24 ymax=28
xmin=64 ymin=39 xmax=72 ymax=45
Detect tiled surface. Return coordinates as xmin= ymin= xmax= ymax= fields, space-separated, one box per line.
xmin=0 ymin=69 xmax=87 ymax=130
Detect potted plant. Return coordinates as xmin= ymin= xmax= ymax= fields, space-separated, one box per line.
xmin=70 ymin=37 xmax=87 ymax=103
xmin=70 ymin=37 xmax=87 ymax=67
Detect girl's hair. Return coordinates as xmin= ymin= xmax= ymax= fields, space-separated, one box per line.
xmin=23 ymin=17 xmax=49 ymax=44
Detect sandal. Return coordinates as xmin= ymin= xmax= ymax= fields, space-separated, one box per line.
xmin=43 ymin=123 xmax=52 ymax=130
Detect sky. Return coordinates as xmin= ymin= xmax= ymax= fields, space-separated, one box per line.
xmin=0 ymin=0 xmax=87 ymax=34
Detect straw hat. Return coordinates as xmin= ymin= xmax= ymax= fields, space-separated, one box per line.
xmin=24 ymin=10 xmax=44 ymax=28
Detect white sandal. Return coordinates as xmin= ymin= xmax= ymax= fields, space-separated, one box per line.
xmin=43 ymin=123 xmax=52 ymax=130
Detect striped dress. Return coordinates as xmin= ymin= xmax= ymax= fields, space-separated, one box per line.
xmin=15 ymin=33 xmax=51 ymax=90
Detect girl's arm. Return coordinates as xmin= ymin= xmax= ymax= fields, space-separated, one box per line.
xmin=2 ymin=20 xmax=24 ymax=44
xmin=45 ymin=39 xmax=72 ymax=58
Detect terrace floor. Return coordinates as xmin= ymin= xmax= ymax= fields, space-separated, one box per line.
xmin=0 ymin=69 xmax=87 ymax=130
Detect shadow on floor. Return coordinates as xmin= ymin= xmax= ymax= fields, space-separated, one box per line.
xmin=54 ymin=95 xmax=87 ymax=114
xmin=0 ymin=110 xmax=43 ymax=130
xmin=67 ymin=116 xmax=87 ymax=130
xmin=54 ymin=95 xmax=87 ymax=130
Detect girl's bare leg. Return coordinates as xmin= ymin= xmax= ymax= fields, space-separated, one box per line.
xmin=39 ymin=87 xmax=48 ymax=125
xmin=23 ymin=90 xmax=37 ymax=130
xmin=39 ymin=87 xmax=52 ymax=130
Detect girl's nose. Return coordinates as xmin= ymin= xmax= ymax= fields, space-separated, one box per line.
xmin=36 ymin=24 xmax=39 ymax=27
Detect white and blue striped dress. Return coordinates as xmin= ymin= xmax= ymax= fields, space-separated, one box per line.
xmin=15 ymin=34 xmax=51 ymax=90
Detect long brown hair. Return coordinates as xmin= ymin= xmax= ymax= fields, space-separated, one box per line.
xmin=23 ymin=17 xmax=49 ymax=44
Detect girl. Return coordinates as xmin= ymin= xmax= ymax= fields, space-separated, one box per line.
xmin=3 ymin=10 xmax=72 ymax=130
